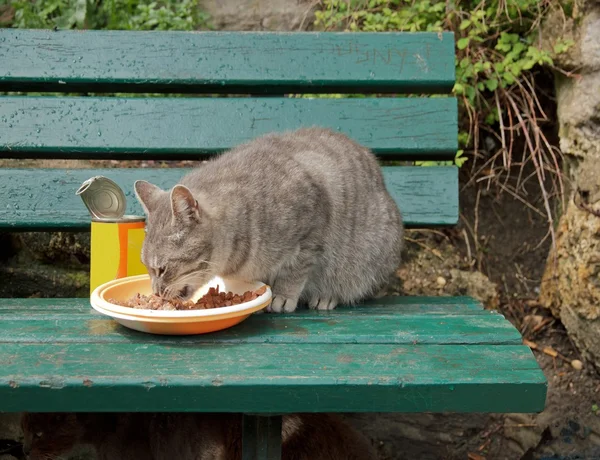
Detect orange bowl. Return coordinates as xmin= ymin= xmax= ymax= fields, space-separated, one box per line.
xmin=90 ymin=274 xmax=272 ymax=335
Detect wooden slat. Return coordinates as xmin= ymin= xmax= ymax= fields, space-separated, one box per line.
xmin=0 ymin=97 xmax=458 ymax=160
xmin=1 ymin=316 xmax=519 ymax=345
xmin=0 ymin=298 xmax=547 ymax=413
xmin=242 ymin=415 xmax=282 ymax=460
xmin=0 ymin=166 xmax=459 ymax=229
xmin=0 ymin=30 xmax=455 ymax=94
xmin=0 ymin=296 xmax=486 ymax=314
xmin=0 ymin=299 xmax=521 ymax=346
xmin=0 ymin=342 xmax=546 ymax=413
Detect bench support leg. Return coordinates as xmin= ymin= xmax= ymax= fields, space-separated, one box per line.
xmin=242 ymin=414 xmax=282 ymax=460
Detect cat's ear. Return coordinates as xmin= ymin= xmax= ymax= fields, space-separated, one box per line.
xmin=134 ymin=180 xmax=163 ymax=215
xmin=170 ymin=185 xmax=202 ymax=225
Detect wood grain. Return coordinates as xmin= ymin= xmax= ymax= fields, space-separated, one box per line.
xmin=0 ymin=166 xmax=459 ymax=229
xmin=243 ymin=415 xmax=282 ymax=460
xmin=0 ymin=97 xmax=458 ymax=160
xmin=0 ymin=296 xmax=486 ymax=315
xmin=0 ymin=343 xmax=546 ymax=413
xmin=0 ymin=301 xmax=521 ymax=345
xmin=0 ymin=30 xmax=455 ymax=94
xmin=0 ymin=297 xmax=547 ymax=413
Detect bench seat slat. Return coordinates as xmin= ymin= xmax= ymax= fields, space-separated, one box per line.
xmin=0 ymin=166 xmax=458 ymax=229
xmin=0 ymin=341 xmax=546 ymax=413
xmin=0 ymin=297 xmax=485 ymax=314
xmin=0 ymin=298 xmax=548 ymax=413
xmin=0 ymin=97 xmax=458 ymax=160
xmin=0 ymin=302 xmax=521 ymax=346
xmin=0 ymin=30 xmax=455 ymax=94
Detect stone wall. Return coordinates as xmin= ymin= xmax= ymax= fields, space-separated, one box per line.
xmin=199 ymin=0 xmax=316 ymax=31
xmin=540 ymin=0 xmax=600 ymax=369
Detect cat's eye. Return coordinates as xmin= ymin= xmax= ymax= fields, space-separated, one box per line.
xmin=157 ymin=267 xmax=166 ymax=277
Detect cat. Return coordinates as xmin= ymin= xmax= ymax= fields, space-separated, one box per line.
xmin=134 ymin=127 xmax=404 ymax=313
xmin=21 ymin=412 xmax=377 ymax=460
xmin=21 ymin=412 xmax=151 ymax=460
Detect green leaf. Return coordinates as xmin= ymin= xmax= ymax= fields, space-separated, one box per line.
xmin=485 ymin=78 xmax=498 ymax=91
xmin=503 ymin=71 xmax=516 ymax=85
xmin=465 ymin=85 xmax=476 ymax=102
xmin=459 ymin=57 xmax=471 ymax=69
xmin=512 ymin=42 xmax=526 ymax=55
xmin=459 ymin=19 xmax=471 ymax=30
xmin=455 ymin=149 xmax=468 ymax=167
xmin=457 ymin=37 xmax=470 ymax=50
xmin=522 ymin=59 xmax=536 ymax=70
xmin=554 ymin=39 xmax=575 ymax=54
xmin=485 ymin=111 xmax=497 ymax=125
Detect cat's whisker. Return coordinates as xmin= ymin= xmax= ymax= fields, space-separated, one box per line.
xmin=163 ymin=284 xmax=179 ymax=300
xmin=165 ymin=284 xmax=179 ymax=295
xmin=167 ymin=269 xmax=206 ymax=283
xmin=162 ymin=278 xmax=201 ymax=300
xmin=196 ymin=259 xmax=218 ymax=268
xmin=166 ymin=270 xmax=213 ymax=293
xmin=177 ymin=268 xmax=212 ymax=282
xmin=171 ymin=275 xmax=207 ymax=289
xmin=169 ymin=276 xmax=197 ymax=288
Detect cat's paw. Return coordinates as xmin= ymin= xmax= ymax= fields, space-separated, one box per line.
xmin=308 ymin=298 xmax=338 ymax=310
xmin=267 ymin=295 xmax=298 ymax=313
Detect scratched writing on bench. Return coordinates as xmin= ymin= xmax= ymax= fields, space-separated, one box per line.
xmin=330 ymin=43 xmax=432 ymax=73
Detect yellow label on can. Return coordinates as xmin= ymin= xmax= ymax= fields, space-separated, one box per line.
xmin=90 ymin=220 xmax=147 ymax=294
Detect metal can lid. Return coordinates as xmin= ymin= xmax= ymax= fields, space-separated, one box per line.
xmin=91 ymin=215 xmax=145 ymax=223
xmin=76 ymin=176 xmax=126 ymax=220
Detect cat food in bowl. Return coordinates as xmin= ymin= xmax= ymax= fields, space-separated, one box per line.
xmin=111 ymin=285 xmax=267 ymax=311
xmin=90 ymin=274 xmax=271 ymax=335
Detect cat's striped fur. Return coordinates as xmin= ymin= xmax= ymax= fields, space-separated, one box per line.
xmin=135 ymin=127 xmax=403 ymax=312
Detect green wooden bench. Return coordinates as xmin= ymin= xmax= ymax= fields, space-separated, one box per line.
xmin=0 ymin=29 xmax=546 ymax=458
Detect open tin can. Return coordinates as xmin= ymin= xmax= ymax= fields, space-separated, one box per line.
xmin=76 ymin=176 xmax=147 ymax=294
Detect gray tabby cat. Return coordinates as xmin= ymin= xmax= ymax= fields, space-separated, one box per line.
xmin=134 ymin=127 xmax=403 ymax=313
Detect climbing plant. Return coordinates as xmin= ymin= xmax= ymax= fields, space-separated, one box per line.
xmin=315 ymin=0 xmax=574 ymax=237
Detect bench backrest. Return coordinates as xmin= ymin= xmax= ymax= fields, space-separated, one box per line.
xmin=0 ymin=30 xmax=458 ymax=230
